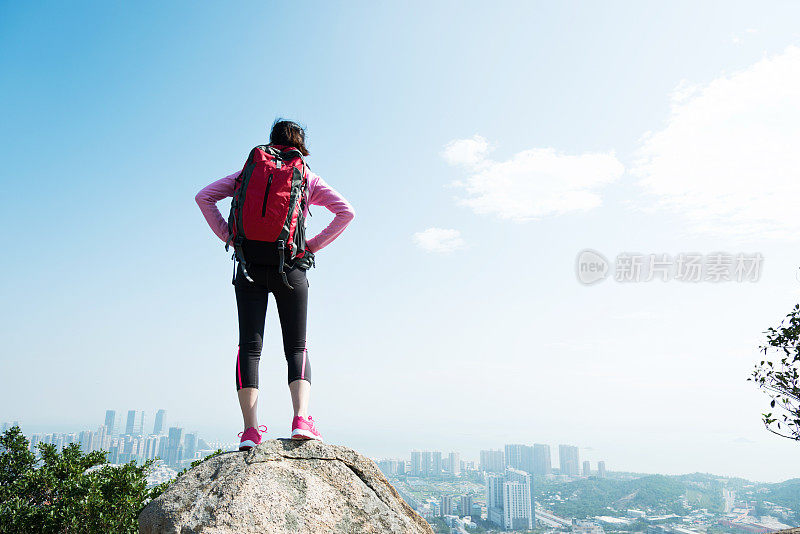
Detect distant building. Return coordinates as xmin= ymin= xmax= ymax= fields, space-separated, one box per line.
xmin=431 ymin=451 xmax=442 ymax=476
xmin=480 ymin=449 xmax=505 ymax=473
xmin=125 ymin=410 xmax=137 ymax=435
xmin=583 ymin=460 xmax=591 ymax=476
xmin=533 ymin=443 xmax=551 ymax=475
xmin=504 ymin=468 xmax=534 ymax=530
xmin=485 ymin=473 xmax=504 ymax=510
xmin=108 ymin=441 xmax=120 ymax=463
xmin=411 ymin=450 xmax=422 ymax=476
xmin=505 ymin=444 xmax=534 ymax=473
xmin=421 ymin=451 xmax=432 ymax=476
xmin=184 ymin=432 xmax=197 ymax=462
xmin=440 ymin=495 xmax=454 ymax=516
xmin=559 ymin=444 xmax=580 ymax=477
xmin=485 ymin=468 xmax=534 ymax=530
xmin=505 ymin=444 xmax=524 ymax=470
xmin=166 ymin=427 xmax=184 ymax=467
xmin=153 ymin=409 xmax=167 ymax=435
xmin=447 ymin=451 xmax=461 ymax=475
xmin=460 ymin=494 xmax=473 ymax=516
xmin=143 ymin=435 xmax=162 ymax=460
xmin=136 ymin=411 xmax=147 ymax=436
xmin=378 ymin=458 xmax=405 ymax=476
xmin=104 ymin=410 xmax=116 ymax=435
xmin=597 ymin=461 xmax=606 ymax=478
xmin=78 ymin=430 xmax=89 ymax=453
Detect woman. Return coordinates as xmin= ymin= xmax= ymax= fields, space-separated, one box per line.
xmin=194 ymin=120 xmax=355 ymax=450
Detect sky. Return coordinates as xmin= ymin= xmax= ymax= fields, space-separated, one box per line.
xmin=2 ymin=2 xmax=800 ymax=483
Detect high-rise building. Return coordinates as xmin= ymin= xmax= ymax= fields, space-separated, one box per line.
xmin=447 ymin=452 xmax=461 ymax=475
xmin=460 ymin=494 xmax=473 ymax=517
xmin=505 ymin=444 xmax=535 ymax=473
xmin=583 ymin=460 xmax=591 ymax=477
xmin=480 ymin=449 xmax=505 ymax=473
xmin=504 ymin=481 xmax=533 ymax=530
xmin=166 ymin=427 xmax=184 ymax=467
xmin=158 ymin=435 xmax=168 ymax=461
xmin=153 ymin=409 xmax=167 ymax=435
xmin=184 ymin=432 xmax=197 ymax=461
xmin=597 ymin=461 xmax=606 ymax=478
xmin=411 ymin=450 xmax=422 ymax=476
xmin=108 ymin=441 xmax=120 ymax=464
xmin=559 ymin=444 xmax=580 ymax=477
xmin=104 ymin=410 xmax=116 ymax=435
xmin=29 ymin=434 xmax=42 ymax=454
xmin=125 ymin=410 xmax=136 ymax=435
xmin=135 ymin=412 xmax=147 ymax=436
xmin=378 ymin=459 xmax=405 ymax=476
xmin=79 ymin=430 xmax=93 ymax=454
xmin=506 ymin=467 xmax=534 ymax=529
xmin=485 ymin=473 xmax=504 ymax=510
xmin=504 ymin=444 xmax=523 ymax=470
xmin=96 ymin=425 xmax=108 ymax=451
xmin=440 ymin=495 xmax=454 ymax=516
xmin=143 ymin=435 xmax=161 ymax=460
xmin=487 ymin=467 xmax=534 ymax=529
xmin=431 ymin=451 xmax=442 ymax=476
xmin=533 ymin=443 xmax=551 ymax=475
xmin=421 ymin=451 xmax=432 ymax=476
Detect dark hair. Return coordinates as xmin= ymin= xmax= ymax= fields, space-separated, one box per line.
xmin=269 ymin=119 xmax=309 ymax=156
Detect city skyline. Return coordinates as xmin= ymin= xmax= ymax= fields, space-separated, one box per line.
xmin=4 ymin=417 xmax=795 ymax=532
xmin=6 ymin=413 xmax=799 ymax=486
xmin=3 ymin=2 xmax=800 ymax=486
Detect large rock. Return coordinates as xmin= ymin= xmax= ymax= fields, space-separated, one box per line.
xmin=138 ymin=438 xmax=433 ymax=534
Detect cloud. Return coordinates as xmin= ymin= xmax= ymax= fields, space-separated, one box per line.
xmin=442 ymin=135 xmax=624 ymax=222
xmin=412 ymin=227 xmax=466 ymax=253
xmin=632 ymin=45 xmax=800 ymax=240
xmin=442 ymin=135 xmax=491 ymax=167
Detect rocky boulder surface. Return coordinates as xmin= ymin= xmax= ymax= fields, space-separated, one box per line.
xmin=138 ymin=438 xmax=433 ymax=534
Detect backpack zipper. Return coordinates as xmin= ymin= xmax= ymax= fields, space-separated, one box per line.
xmin=261 ymin=174 xmax=273 ymax=217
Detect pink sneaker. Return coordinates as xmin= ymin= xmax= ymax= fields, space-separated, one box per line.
xmin=238 ymin=424 xmax=267 ymax=451
xmin=291 ymin=415 xmax=323 ymax=441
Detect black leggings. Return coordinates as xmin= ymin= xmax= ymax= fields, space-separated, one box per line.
xmin=234 ymin=262 xmax=310 ymax=389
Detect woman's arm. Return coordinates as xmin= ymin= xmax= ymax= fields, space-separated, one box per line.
xmin=306 ymin=174 xmax=355 ymax=253
xmin=194 ymin=171 xmax=238 ymax=243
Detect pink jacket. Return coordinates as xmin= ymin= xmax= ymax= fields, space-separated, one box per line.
xmin=195 ymin=169 xmax=355 ymax=253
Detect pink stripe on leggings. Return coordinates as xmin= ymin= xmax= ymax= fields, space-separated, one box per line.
xmin=236 ymin=346 xmax=242 ymax=389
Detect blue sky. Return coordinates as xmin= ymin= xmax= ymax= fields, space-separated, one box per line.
xmin=2 ymin=2 xmax=800 ymax=482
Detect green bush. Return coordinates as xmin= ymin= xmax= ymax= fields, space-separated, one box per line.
xmin=0 ymin=425 xmax=223 ymax=534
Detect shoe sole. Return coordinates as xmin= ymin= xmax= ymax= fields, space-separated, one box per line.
xmin=239 ymin=439 xmax=259 ymax=451
xmin=291 ymin=428 xmax=323 ymax=442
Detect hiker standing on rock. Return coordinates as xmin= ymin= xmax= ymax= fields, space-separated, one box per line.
xmin=195 ymin=119 xmax=355 ymax=450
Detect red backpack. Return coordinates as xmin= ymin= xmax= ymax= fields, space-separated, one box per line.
xmin=226 ymin=144 xmax=314 ymax=288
